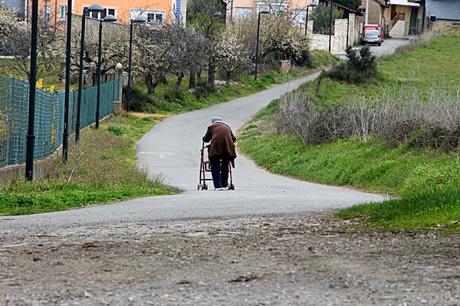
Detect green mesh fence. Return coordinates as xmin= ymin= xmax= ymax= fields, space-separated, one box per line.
xmin=0 ymin=74 xmax=120 ymax=168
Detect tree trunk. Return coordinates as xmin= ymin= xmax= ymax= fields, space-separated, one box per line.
xmin=189 ymin=69 xmax=196 ymax=89
xmin=146 ymin=74 xmax=158 ymax=95
xmin=207 ymin=56 xmax=215 ymax=89
xmin=175 ymin=72 xmax=184 ymax=91
xmin=197 ymin=70 xmax=202 ymax=82
xmin=225 ymin=71 xmax=231 ymax=85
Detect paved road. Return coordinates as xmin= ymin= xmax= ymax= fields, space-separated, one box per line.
xmin=0 ymin=39 xmax=409 ymax=229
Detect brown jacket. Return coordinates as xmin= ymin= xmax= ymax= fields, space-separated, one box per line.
xmin=202 ymin=122 xmax=237 ymax=159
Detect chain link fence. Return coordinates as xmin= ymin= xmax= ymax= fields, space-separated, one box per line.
xmin=0 ymin=74 xmax=120 ymax=168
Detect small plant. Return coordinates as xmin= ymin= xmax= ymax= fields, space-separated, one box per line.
xmin=326 ymin=46 xmax=377 ymax=84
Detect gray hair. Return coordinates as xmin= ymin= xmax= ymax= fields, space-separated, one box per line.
xmin=212 ymin=117 xmax=223 ymax=124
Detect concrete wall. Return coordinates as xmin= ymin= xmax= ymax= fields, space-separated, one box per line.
xmin=431 ymin=19 xmax=460 ymax=30
xmin=0 ymin=157 xmax=52 ymax=187
xmin=389 ymin=20 xmax=406 ymax=37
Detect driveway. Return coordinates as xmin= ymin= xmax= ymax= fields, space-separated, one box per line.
xmin=0 ymin=40 xmax=411 ymax=229
xmin=333 ymin=38 xmax=410 ymax=58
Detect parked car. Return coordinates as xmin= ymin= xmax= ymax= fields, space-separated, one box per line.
xmin=361 ymin=24 xmax=384 ymax=46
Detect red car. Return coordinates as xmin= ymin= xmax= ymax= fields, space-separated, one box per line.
xmin=361 ymin=24 xmax=384 ymax=46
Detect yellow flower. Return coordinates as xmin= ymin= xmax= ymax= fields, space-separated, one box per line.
xmin=37 ymin=79 xmax=43 ymax=89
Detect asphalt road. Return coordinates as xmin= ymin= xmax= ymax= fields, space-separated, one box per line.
xmin=0 ymin=39 xmax=409 ymax=229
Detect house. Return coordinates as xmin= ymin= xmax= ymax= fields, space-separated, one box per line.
xmin=24 ymin=0 xmax=187 ymax=25
xmin=224 ymin=0 xmax=312 ymax=24
xmin=359 ymin=0 xmax=386 ymax=26
xmin=384 ymin=0 xmax=420 ymax=37
xmin=2 ymin=0 xmax=26 ymax=18
xmin=424 ymin=0 xmax=460 ymax=29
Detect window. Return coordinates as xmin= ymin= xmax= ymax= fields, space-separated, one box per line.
xmin=58 ymin=5 xmax=67 ymax=21
xmin=130 ymin=9 xmax=165 ymax=24
xmin=236 ymin=7 xmax=252 ymax=20
xmin=83 ymin=6 xmax=117 ymax=20
xmin=43 ymin=4 xmax=51 ymax=25
xmin=147 ymin=13 xmax=163 ymax=23
xmin=257 ymin=3 xmax=287 ymax=14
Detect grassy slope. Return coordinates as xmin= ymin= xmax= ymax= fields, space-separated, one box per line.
xmin=0 ymin=115 xmax=174 ymax=216
xmin=239 ymin=35 xmax=460 ymax=232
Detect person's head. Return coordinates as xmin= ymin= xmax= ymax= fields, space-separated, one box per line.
xmin=212 ymin=117 xmax=223 ymax=124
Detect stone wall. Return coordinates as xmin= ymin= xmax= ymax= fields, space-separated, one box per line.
xmin=308 ymin=14 xmax=359 ymax=53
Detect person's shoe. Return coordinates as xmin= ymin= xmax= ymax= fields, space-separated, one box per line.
xmin=215 ymin=187 xmax=224 ymax=191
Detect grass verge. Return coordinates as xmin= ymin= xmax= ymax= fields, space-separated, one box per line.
xmin=0 ymin=114 xmax=174 ymax=216
xmin=239 ymin=34 xmax=460 ymax=232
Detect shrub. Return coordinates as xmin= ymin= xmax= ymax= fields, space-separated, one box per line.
xmin=275 ymin=83 xmax=460 ymax=151
xmin=326 ymin=46 xmax=377 ymax=83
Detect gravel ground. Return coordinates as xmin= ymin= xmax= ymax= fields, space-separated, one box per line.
xmin=1 ymin=213 xmax=459 ymax=306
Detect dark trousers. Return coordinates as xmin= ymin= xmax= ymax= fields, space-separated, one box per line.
xmin=210 ymin=155 xmax=230 ymax=188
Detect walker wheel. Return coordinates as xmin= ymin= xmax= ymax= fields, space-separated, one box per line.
xmin=204 ymin=184 xmax=208 ymax=190
xmin=229 ymin=184 xmax=235 ymax=190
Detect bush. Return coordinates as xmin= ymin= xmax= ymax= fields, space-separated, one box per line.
xmin=275 ymin=83 xmax=460 ymax=150
xmin=326 ymin=46 xmax=377 ymax=83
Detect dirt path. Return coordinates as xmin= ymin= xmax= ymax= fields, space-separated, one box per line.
xmin=1 ymin=213 xmax=459 ymax=305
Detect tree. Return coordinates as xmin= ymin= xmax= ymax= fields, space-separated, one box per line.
xmin=71 ymin=17 xmax=129 ymax=82
xmin=312 ymin=3 xmax=344 ymax=35
xmin=215 ymin=22 xmax=251 ymax=83
xmin=259 ymin=13 xmax=311 ymax=66
xmin=0 ymin=6 xmax=64 ymax=80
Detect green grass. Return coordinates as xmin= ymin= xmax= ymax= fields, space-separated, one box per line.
xmin=0 ymin=114 xmax=174 ymax=216
xmin=299 ymin=35 xmax=460 ymax=107
xmin=239 ymin=34 xmax=460 ymax=232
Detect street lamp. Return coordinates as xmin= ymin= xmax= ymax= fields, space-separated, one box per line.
xmin=126 ymin=15 xmax=147 ymax=112
xmin=76 ymin=4 xmax=104 ymax=140
xmin=75 ymin=7 xmax=90 ymax=142
xmin=254 ymin=10 xmax=269 ymax=81
xmin=328 ymin=1 xmax=334 ymax=53
xmin=25 ymin=0 xmax=39 ymax=181
xmin=305 ymin=2 xmax=318 ymax=36
xmin=95 ymin=13 xmax=117 ymax=129
xmin=62 ymin=0 xmax=73 ymax=163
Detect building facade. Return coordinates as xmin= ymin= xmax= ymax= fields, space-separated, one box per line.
xmin=24 ymin=0 xmax=187 ymax=25
xmin=424 ymin=0 xmax=460 ymax=29
xmin=225 ymin=0 xmax=314 ymax=26
xmin=2 ymin=0 xmax=26 ymax=17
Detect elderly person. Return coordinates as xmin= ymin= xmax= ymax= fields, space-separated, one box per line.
xmin=202 ymin=117 xmax=237 ymax=190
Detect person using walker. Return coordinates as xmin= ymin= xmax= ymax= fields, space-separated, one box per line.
xmin=202 ymin=117 xmax=236 ymax=191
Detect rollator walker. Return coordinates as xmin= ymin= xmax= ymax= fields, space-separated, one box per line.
xmin=198 ymin=142 xmax=235 ymax=190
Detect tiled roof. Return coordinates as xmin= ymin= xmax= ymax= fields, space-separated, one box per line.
xmin=426 ymin=0 xmax=460 ymax=21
